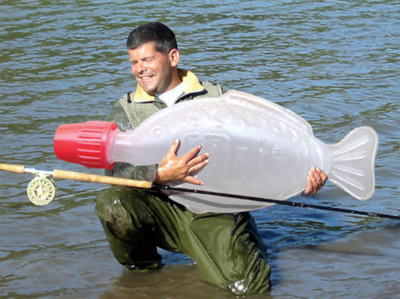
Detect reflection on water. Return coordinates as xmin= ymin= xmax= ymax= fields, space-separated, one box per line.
xmin=1 ymin=0 xmax=399 ymax=298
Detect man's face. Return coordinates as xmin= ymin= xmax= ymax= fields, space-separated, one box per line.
xmin=128 ymin=42 xmax=179 ymax=95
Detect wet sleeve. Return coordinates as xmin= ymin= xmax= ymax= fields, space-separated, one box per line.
xmin=105 ymin=101 xmax=158 ymax=182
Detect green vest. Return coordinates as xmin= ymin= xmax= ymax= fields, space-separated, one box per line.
xmin=117 ymin=70 xmax=223 ymax=129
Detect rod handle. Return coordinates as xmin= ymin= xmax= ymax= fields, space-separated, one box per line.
xmin=0 ymin=163 xmax=25 ymax=174
xmin=52 ymin=169 xmax=153 ymax=189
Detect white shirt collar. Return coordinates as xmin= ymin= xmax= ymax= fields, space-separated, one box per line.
xmin=157 ymin=82 xmax=187 ymax=107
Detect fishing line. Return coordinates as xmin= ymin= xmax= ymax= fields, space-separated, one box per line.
xmin=155 ymin=185 xmax=400 ymax=220
xmin=55 ymin=187 xmax=109 ymax=200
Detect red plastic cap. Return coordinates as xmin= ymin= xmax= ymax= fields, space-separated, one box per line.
xmin=54 ymin=121 xmax=118 ymax=170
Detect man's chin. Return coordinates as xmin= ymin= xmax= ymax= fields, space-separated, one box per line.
xmin=141 ymin=85 xmax=157 ymax=95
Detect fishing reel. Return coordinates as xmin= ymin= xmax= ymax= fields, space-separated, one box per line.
xmin=27 ymin=174 xmax=57 ymax=206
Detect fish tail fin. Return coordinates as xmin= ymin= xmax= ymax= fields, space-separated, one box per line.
xmin=327 ymin=126 xmax=378 ymax=200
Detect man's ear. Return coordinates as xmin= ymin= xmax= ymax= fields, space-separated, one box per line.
xmin=169 ymin=49 xmax=180 ymax=67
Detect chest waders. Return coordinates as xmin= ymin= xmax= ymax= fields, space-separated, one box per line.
xmin=95 ymin=77 xmax=271 ymax=294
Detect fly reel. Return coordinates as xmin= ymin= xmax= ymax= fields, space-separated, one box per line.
xmin=27 ymin=175 xmax=57 ymax=206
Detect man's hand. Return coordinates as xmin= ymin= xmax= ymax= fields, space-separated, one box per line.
xmin=302 ymin=167 xmax=328 ymax=196
xmin=155 ymin=139 xmax=209 ymax=185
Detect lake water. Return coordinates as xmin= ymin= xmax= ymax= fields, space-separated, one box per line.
xmin=1 ymin=0 xmax=399 ymax=298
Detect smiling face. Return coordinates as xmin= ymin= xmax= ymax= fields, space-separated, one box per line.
xmin=128 ymin=42 xmax=181 ymax=95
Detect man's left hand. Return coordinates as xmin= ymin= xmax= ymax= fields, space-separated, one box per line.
xmin=303 ymin=167 xmax=328 ymax=196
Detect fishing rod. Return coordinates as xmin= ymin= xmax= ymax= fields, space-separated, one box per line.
xmin=1 ymin=163 xmax=398 ymax=220
xmin=156 ymin=185 xmax=400 ymax=220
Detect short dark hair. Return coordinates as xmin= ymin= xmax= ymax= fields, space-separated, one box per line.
xmin=126 ymin=22 xmax=178 ymax=53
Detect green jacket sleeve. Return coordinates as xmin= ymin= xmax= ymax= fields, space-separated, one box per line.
xmin=104 ymin=101 xmax=158 ymax=181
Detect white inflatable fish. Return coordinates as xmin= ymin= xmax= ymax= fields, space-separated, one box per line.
xmin=55 ymin=90 xmax=379 ymax=214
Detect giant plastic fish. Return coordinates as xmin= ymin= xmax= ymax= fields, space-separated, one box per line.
xmin=54 ymin=90 xmax=378 ymax=213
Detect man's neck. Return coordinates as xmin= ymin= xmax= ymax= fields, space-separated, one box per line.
xmin=157 ymin=82 xmax=187 ymax=107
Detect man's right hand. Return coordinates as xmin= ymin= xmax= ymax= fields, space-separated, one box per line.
xmin=155 ymin=139 xmax=209 ymax=185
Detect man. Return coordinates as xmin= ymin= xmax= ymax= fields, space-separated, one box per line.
xmin=95 ymin=22 xmax=327 ymax=294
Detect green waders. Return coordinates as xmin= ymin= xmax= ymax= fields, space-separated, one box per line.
xmin=95 ymin=186 xmax=271 ymax=294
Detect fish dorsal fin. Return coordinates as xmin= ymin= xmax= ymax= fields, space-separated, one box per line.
xmin=222 ymin=90 xmax=314 ymax=136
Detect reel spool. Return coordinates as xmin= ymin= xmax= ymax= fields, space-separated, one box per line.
xmin=27 ymin=175 xmax=57 ymax=206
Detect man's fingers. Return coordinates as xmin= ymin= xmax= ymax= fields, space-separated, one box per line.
xmin=169 ymin=141 xmax=206 ymax=164
xmin=303 ymin=176 xmax=313 ymax=196
xmin=167 ymin=139 xmax=180 ymax=155
xmin=182 ymin=144 xmax=203 ymax=162
xmin=188 ymin=158 xmax=209 ymax=173
xmin=303 ymin=167 xmax=328 ymax=196
xmin=319 ymin=168 xmax=328 ymax=185
xmin=313 ymin=168 xmax=327 ymax=189
xmin=183 ymin=176 xmax=204 ymax=185
xmin=188 ymin=152 xmax=209 ymax=167
xmin=310 ymin=168 xmax=319 ymax=190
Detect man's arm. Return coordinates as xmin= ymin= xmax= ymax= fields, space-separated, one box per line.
xmin=105 ymin=101 xmax=158 ymax=181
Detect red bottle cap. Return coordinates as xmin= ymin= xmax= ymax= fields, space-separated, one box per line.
xmin=54 ymin=121 xmax=118 ymax=169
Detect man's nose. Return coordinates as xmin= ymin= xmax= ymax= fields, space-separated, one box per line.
xmin=136 ymin=61 xmax=146 ymax=73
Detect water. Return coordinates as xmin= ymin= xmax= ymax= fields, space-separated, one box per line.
xmin=1 ymin=0 xmax=399 ymax=298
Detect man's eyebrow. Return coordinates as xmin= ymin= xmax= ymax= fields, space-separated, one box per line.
xmin=129 ymin=55 xmax=155 ymax=63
